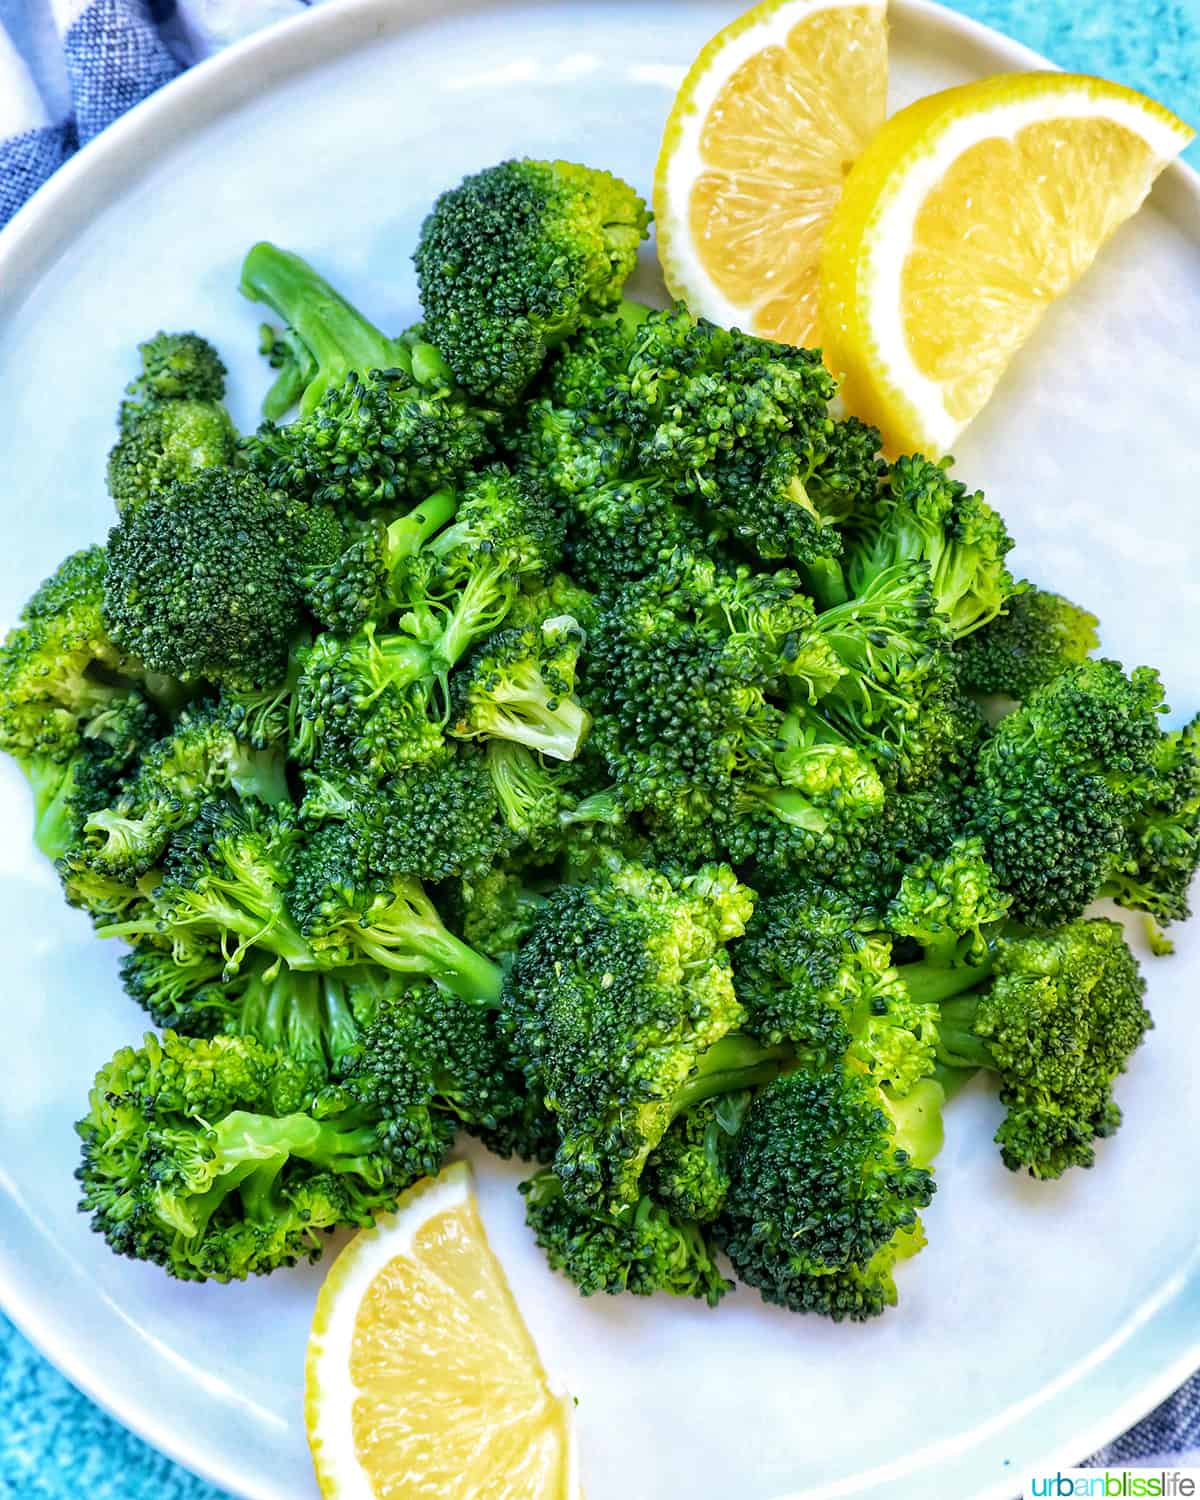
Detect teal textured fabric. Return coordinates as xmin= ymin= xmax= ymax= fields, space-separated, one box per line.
xmin=0 ymin=3 xmax=1197 ymax=1498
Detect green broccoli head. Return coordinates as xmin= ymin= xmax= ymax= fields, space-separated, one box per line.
xmin=957 ymin=582 xmax=1099 ymax=699
xmin=75 ymin=1027 xmax=395 ymax=1282
xmin=285 ymin=821 xmax=503 ymax=1002
xmin=103 ymin=470 xmax=304 ymax=691
xmin=108 ymin=399 xmax=238 ymax=515
xmin=967 ymin=659 xmax=1169 ymax=927
xmin=451 ymin=614 xmax=591 ymax=762
xmin=521 ymin=1167 xmax=729 ymax=1305
xmin=642 ymin=1091 xmax=751 ymax=1224
xmin=733 ymin=882 xmax=938 ymax=1096
xmin=125 ymin=331 xmax=227 ymax=403
xmin=299 ymin=743 xmax=511 ymax=885
xmin=936 ymin=919 xmax=1152 ymax=1178
xmin=81 ymin=699 xmax=289 ymax=880
xmin=414 ymin=158 xmax=650 ymax=404
xmin=504 ymin=858 xmax=777 ymax=1211
xmin=886 ymin=835 xmax=1010 ymax=966
xmin=716 ymin=1067 xmax=936 ymax=1321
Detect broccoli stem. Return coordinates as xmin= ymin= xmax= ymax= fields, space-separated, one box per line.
xmin=356 ymin=890 xmax=503 ymax=1005
xmin=674 ymin=1034 xmax=793 ymax=1114
xmin=240 ymin=243 xmax=412 ymax=416
xmin=934 ymin=995 xmax=995 ymax=1072
xmin=898 ymin=955 xmax=994 ymax=1009
xmin=802 ymin=556 xmax=850 ymax=610
xmin=385 ymin=488 xmax=458 ymax=566
xmin=213 ymin=1110 xmax=384 ymax=1181
xmin=24 ymin=755 xmax=78 ymax=862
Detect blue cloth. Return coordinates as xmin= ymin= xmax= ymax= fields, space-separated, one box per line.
xmin=0 ymin=0 xmax=1198 ymax=1493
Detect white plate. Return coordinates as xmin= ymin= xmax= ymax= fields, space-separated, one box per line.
xmin=1 ymin=2 xmax=1199 ymax=1497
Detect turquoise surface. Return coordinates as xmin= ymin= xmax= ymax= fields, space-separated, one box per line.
xmin=1 ymin=3 xmax=1197 ymax=1497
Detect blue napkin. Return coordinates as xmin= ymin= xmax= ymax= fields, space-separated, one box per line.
xmin=0 ymin=1 xmax=1198 ymax=1494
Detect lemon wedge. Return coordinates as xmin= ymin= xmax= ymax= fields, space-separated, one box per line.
xmin=306 ymin=1162 xmax=578 ymax=1500
xmin=654 ymin=0 xmax=888 ymax=347
xmin=819 ymin=71 xmax=1194 ymax=455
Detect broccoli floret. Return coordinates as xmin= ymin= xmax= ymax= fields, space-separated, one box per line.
xmin=108 ymin=401 xmax=238 ymax=516
xmin=107 ymin=332 xmax=237 ymax=513
xmin=957 ymin=583 xmax=1099 ymax=698
xmin=17 ymin=691 xmax=160 ymax=864
xmin=293 ymin=488 xmax=459 ymax=635
xmin=421 ymin=466 xmax=564 ymax=673
xmin=82 ymin=700 xmax=288 ymax=878
xmin=414 ymin=159 xmax=650 ymax=403
xmin=119 ymin=944 xmax=235 ymax=1033
xmin=452 ymin=614 xmax=591 ymax=761
xmin=642 ymin=1091 xmax=751 ymax=1225
xmin=844 ymin=454 xmax=1015 ymax=638
xmin=521 ymin=1167 xmax=729 ymax=1305
xmin=504 ymin=859 xmax=787 ymax=1210
xmin=934 ymin=920 xmax=1151 ymax=1178
xmin=103 ymin=470 xmax=304 ymax=691
xmin=293 ymin=624 xmax=444 ymax=776
xmin=240 ymin=244 xmax=493 ymax=504
xmin=716 ymin=1067 xmax=938 ymax=1320
xmin=966 ymin=660 xmax=1169 ymax=926
xmin=299 ymin=743 xmax=511 ymax=885
xmin=75 ymin=1027 xmax=392 ymax=1282
xmin=0 ymin=548 xmax=145 ymax=764
xmin=285 ymin=821 xmax=502 ymax=1002
xmin=733 ymin=882 xmax=940 ymax=1097
xmin=125 ymin=331 xmax=228 ymax=403
xmin=886 ymin=835 xmax=1011 ymax=967
xmin=95 ymin=798 xmax=312 ymax=976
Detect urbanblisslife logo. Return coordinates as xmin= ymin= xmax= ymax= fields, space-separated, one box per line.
xmin=1024 ymin=1471 xmax=1200 ymax=1498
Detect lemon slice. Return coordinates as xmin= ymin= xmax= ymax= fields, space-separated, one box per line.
xmin=819 ymin=71 xmax=1194 ymax=455
xmin=654 ymin=0 xmax=888 ymax=347
xmin=306 ymin=1162 xmax=578 ymax=1500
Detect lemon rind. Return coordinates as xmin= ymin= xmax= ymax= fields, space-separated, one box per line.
xmin=305 ymin=1162 xmax=474 ymax=1500
xmin=654 ymin=0 xmax=886 ymax=330
xmin=841 ymin=74 xmax=1194 ymax=454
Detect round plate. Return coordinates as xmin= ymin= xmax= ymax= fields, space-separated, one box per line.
xmin=1 ymin=3 xmax=1198 ymax=1498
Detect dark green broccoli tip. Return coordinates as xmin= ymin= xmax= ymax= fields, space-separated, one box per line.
xmin=504 ymin=858 xmax=770 ymax=1211
xmin=103 ymin=469 xmax=304 ymax=692
xmin=957 ymin=582 xmax=1099 ymax=700
xmin=966 ymin=659 xmax=1173 ymax=928
xmin=108 ymin=399 xmax=238 ymax=515
xmin=414 ymin=158 xmax=650 ymax=404
xmin=521 ymin=1168 xmax=730 ymax=1305
xmin=716 ymin=1067 xmax=935 ymax=1321
xmin=934 ymin=919 xmax=1152 ymax=1179
xmin=451 ymin=615 xmax=591 ymax=762
xmin=128 ymin=332 xmax=228 ymax=404
xmin=845 ymin=453 xmax=1016 ymax=640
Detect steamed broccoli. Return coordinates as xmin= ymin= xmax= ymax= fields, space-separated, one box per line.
xmin=715 ymin=1066 xmax=938 ymax=1320
xmin=451 ymin=614 xmax=591 ymax=761
xmin=240 ymin=244 xmax=493 ymax=504
xmin=504 ymin=859 xmax=787 ymax=1210
xmin=107 ymin=332 xmax=237 ymax=513
xmin=957 ymin=583 xmax=1099 ymax=698
xmin=414 ymin=158 xmax=650 ymax=403
xmin=521 ymin=1167 xmax=729 ymax=1305
xmin=934 ymin=920 xmax=1151 ymax=1178
xmin=103 ymin=470 xmax=304 ymax=691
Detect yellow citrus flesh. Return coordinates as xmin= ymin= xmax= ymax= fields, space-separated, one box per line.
xmin=655 ymin=0 xmax=887 ymax=347
xmin=306 ymin=1164 xmax=576 ymax=1500
xmin=819 ymin=72 xmax=1194 ymax=455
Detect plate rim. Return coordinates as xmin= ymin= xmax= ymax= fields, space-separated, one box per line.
xmin=1 ymin=2 xmax=1198 ymax=1497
